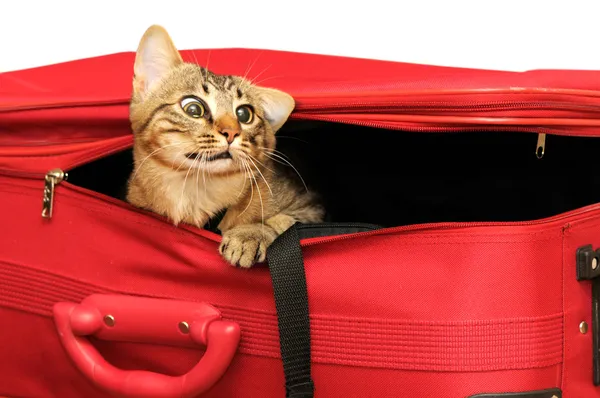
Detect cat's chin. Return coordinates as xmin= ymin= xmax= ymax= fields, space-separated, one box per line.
xmin=179 ymin=156 xmax=238 ymax=174
xmin=185 ymin=151 xmax=233 ymax=161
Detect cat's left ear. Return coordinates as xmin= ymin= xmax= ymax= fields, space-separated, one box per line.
xmin=255 ymin=87 xmax=295 ymax=133
xmin=133 ymin=25 xmax=183 ymax=99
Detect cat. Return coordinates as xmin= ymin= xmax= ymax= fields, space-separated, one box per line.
xmin=126 ymin=25 xmax=324 ymax=268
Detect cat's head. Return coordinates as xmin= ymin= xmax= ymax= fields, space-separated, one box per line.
xmin=130 ymin=25 xmax=294 ymax=175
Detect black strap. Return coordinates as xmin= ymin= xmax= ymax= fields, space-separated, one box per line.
xmin=267 ymin=223 xmax=314 ymax=398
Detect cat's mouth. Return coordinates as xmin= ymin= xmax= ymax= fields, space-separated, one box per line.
xmin=185 ymin=151 xmax=232 ymax=161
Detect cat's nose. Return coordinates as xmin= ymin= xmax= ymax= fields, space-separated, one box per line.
xmin=219 ymin=128 xmax=240 ymax=144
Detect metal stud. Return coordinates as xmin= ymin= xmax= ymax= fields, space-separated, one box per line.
xmin=593 ymin=257 xmax=598 ymax=270
xmin=103 ymin=315 xmax=115 ymax=327
xmin=179 ymin=321 xmax=190 ymax=334
xmin=580 ymin=321 xmax=589 ymax=334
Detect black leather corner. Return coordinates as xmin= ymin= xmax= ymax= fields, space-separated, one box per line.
xmin=468 ymin=389 xmax=561 ymax=398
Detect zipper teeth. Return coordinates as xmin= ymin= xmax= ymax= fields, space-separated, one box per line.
xmin=0 ymin=99 xmax=128 ymax=114
xmin=2 ymin=95 xmax=600 ymax=242
xmin=0 ymin=140 xmax=134 ymax=179
xmin=0 ymin=119 xmax=554 ymax=178
xmin=5 ymin=86 xmax=600 ymax=113
xmin=292 ymin=114 xmax=545 ymax=134
xmin=302 ymin=207 xmax=596 ymax=247
xmin=54 ymin=178 xmax=600 ymax=248
xmin=3 ymin=165 xmax=598 ymax=248
xmin=3 ymin=97 xmax=600 ymax=114
xmin=297 ymin=101 xmax=600 ymax=112
xmin=56 ymin=178 xmax=600 ymax=247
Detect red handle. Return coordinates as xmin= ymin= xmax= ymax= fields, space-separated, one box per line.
xmin=53 ymin=294 xmax=240 ymax=398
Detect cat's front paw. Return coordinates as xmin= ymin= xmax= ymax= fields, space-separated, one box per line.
xmin=219 ymin=224 xmax=278 ymax=268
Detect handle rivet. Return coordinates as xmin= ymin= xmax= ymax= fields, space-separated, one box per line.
xmin=103 ymin=315 xmax=115 ymax=327
xmin=580 ymin=321 xmax=589 ymax=334
xmin=179 ymin=321 xmax=190 ymax=334
xmin=593 ymin=258 xmax=598 ymax=270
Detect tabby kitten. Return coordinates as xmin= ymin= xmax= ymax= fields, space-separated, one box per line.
xmin=126 ymin=25 xmax=324 ymax=268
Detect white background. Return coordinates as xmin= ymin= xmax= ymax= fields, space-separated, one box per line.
xmin=1 ymin=0 xmax=600 ymax=73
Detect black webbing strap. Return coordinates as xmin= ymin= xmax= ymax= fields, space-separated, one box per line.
xmin=267 ymin=224 xmax=314 ymax=398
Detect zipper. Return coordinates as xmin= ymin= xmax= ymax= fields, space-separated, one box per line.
xmin=292 ymin=114 xmax=547 ymax=135
xmin=2 ymin=164 xmax=598 ymax=247
xmin=4 ymin=90 xmax=600 ymax=114
xmin=3 ymin=89 xmax=600 ymax=235
xmin=41 ymin=168 xmax=67 ymax=218
xmin=5 ymin=90 xmax=600 ymax=138
xmin=536 ymin=133 xmax=547 ymax=159
xmin=296 ymin=100 xmax=600 ymax=113
xmin=300 ymin=202 xmax=600 ymax=247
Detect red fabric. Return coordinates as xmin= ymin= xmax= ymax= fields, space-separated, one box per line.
xmin=0 ymin=49 xmax=598 ymax=397
xmin=2 ymin=49 xmax=600 ymax=174
xmin=0 ymin=175 xmax=596 ymax=397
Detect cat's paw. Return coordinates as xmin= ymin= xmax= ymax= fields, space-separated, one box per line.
xmin=219 ymin=224 xmax=278 ymax=268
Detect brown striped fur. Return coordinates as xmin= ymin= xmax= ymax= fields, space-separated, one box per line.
xmin=126 ymin=25 xmax=324 ymax=268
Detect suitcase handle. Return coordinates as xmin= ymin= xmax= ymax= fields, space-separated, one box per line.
xmin=53 ymin=294 xmax=240 ymax=398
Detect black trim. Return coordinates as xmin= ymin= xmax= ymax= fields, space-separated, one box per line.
xmin=576 ymin=244 xmax=600 ymax=281
xmin=576 ymin=244 xmax=600 ymax=385
xmin=296 ymin=222 xmax=381 ymax=239
xmin=594 ymin=281 xmax=600 ymax=387
xmin=264 ymin=222 xmax=381 ymax=397
xmin=267 ymin=224 xmax=314 ymax=398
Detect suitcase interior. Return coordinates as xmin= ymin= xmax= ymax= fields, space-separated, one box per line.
xmin=67 ymin=120 xmax=600 ymax=230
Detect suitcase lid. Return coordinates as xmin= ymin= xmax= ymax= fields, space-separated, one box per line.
xmin=2 ymin=48 xmax=600 ymax=173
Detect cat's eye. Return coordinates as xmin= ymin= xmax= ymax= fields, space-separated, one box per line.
xmin=236 ymin=105 xmax=254 ymax=124
xmin=181 ymin=97 xmax=205 ymax=118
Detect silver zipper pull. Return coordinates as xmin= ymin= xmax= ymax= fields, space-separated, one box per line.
xmin=42 ymin=168 xmax=67 ymax=218
xmin=536 ymin=133 xmax=546 ymax=159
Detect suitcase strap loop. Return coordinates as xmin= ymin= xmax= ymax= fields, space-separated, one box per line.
xmin=267 ymin=223 xmax=315 ymax=398
xmin=577 ymin=244 xmax=600 ymax=386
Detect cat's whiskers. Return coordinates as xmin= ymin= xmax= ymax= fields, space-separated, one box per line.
xmin=173 ymin=146 xmax=197 ymax=173
xmin=260 ymin=147 xmax=291 ymax=160
xmin=238 ymin=52 xmax=262 ymax=91
xmin=132 ymin=141 xmax=193 ymax=181
xmin=201 ymin=153 xmax=208 ymax=198
xmin=241 ymin=153 xmax=273 ymax=197
xmin=190 ymin=50 xmax=199 ymax=66
xmin=259 ymin=147 xmax=309 ymax=193
xmin=243 ymin=150 xmax=276 ymax=174
xmin=193 ymin=151 xmax=203 ymax=200
xmin=203 ymin=50 xmax=212 ymax=87
xmin=246 ymin=65 xmax=272 ymax=88
xmin=180 ymin=149 xmax=200 ymax=204
xmin=250 ymin=75 xmax=285 ymax=88
xmin=246 ymin=164 xmax=265 ymax=236
xmin=274 ymin=135 xmax=309 ymax=144
xmin=237 ymin=158 xmax=255 ymax=218
xmin=132 ymin=148 xmax=165 ymax=181
xmin=240 ymin=61 xmax=254 ymax=84
xmin=171 ymin=143 xmax=196 ymax=170
xmin=235 ymin=166 xmax=248 ymax=200
xmin=235 ymin=155 xmax=263 ymax=233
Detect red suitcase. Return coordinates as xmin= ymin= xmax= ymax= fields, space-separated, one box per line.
xmin=1 ymin=48 xmax=600 ymax=398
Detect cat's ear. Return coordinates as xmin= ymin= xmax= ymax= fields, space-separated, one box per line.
xmin=133 ymin=25 xmax=183 ymax=98
xmin=255 ymin=87 xmax=295 ymax=132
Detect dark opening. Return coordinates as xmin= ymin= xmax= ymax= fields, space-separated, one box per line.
xmin=68 ymin=121 xmax=600 ymax=230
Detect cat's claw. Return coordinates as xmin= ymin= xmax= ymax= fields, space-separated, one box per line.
xmin=220 ymin=225 xmax=277 ymax=268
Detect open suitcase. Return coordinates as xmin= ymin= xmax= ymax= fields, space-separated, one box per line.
xmin=1 ymin=48 xmax=600 ymax=398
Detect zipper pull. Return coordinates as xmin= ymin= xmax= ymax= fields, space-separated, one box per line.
xmin=536 ymin=133 xmax=546 ymax=159
xmin=42 ymin=168 xmax=67 ymax=218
